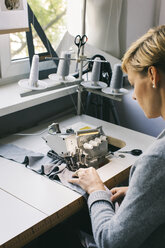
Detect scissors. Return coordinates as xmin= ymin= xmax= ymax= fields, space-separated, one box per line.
xmin=74 ymin=34 xmax=88 ymax=58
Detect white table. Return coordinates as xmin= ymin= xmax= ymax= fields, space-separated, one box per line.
xmin=0 ymin=114 xmax=155 ymax=248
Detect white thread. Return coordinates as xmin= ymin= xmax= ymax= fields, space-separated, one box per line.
xmin=83 ymin=143 xmax=93 ymax=150
xmin=110 ymin=63 xmax=123 ymax=91
xmin=91 ymin=57 xmax=101 ymax=83
xmin=100 ymin=135 xmax=107 ymax=141
xmin=89 ymin=140 xmax=98 ymax=147
xmin=95 ymin=137 xmax=101 ymax=144
xmin=57 ymin=51 xmax=71 ymax=80
xmin=29 ymin=55 xmax=39 ymax=87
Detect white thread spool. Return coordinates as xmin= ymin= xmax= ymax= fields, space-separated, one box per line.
xmin=110 ymin=64 xmax=123 ymax=93
xmin=89 ymin=140 xmax=98 ymax=147
xmin=91 ymin=57 xmax=101 ymax=86
xmin=83 ymin=143 xmax=93 ymax=150
xmin=100 ymin=135 xmax=107 ymax=141
xmin=18 ymin=54 xmax=47 ymax=90
xmin=29 ymin=55 xmax=39 ymax=87
xmin=95 ymin=137 xmax=101 ymax=144
xmin=57 ymin=52 xmax=71 ymax=80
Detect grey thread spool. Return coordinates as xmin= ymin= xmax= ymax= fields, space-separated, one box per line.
xmin=110 ymin=64 xmax=123 ymax=92
xmin=29 ymin=54 xmax=39 ymax=87
xmin=57 ymin=51 xmax=71 ymax=80
xmin=91 ymin=57 xmax=101 ymax=86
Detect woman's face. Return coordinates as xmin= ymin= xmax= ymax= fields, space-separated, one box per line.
xmin=127 ymin=66 xmax=161 ymax=119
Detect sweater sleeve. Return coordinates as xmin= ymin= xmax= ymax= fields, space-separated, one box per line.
xmin=87 ymin=145 xmax=165 ymax=248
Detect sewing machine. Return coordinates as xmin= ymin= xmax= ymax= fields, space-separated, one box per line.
xmin=43 ymin=122 xmax=109 ymax=171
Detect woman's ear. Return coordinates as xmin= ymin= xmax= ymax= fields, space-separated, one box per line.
xmin=148 ymin=66 xmax=160 ymax=88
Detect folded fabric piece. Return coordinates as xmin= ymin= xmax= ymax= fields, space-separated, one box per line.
xmin=55 ymin=167 xmax=87 ymax=196
xmin=0 ymin=143 xmax=57 ymax=173
xmin=27 ymin=155 xmax=56 ymax=173
xmin=42 ymin=161 xmax=66 ymax=176
xmin=0 ymin=143 xmax=86 ymax=196
xmin=0 ymin=143 xmax=44 ymax=164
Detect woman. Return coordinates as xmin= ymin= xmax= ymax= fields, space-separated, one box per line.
xmin=69 ymin=25 xmax=165 ymax=248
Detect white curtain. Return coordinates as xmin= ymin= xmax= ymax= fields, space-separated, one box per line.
xmin=67 ymin=0 xmax=123 ymax=58
xmin=67 ymin=0 xmax=160 ymax=59
xmin=86 ymin=0 xmax=123 ymax=58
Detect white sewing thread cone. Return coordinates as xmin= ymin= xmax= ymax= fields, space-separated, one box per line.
xmin=18 ymin=54 xmax=47 ymax=90
xmin=48 ymin=51 xmax=76 ymax=82
xmin=29 ymin=54 xmax=39 ymax=87
xmin=57 ymin=52 xmax=71 ymax=80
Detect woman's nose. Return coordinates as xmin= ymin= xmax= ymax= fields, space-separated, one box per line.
xmin=132 ymin=90 xmax=136 ymax=100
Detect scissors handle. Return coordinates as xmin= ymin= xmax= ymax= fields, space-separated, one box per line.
xmin=74 ymin=34 xmax=88 ymax=47
xmin=74 ymin=35 xmax=81 ymax=47
xmin=81 ymin=35 xmax=88 ymax=46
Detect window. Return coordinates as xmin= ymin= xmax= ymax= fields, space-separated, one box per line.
xmin=0 ymin=0 xmax=68 ymax=82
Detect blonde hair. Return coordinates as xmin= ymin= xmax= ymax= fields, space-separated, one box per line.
xmin=122 ymin=25 xmax=165 ymax=75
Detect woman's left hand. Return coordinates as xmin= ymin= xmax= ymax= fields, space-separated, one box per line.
xmin=68 ymin=167 xmax=105 ymax=194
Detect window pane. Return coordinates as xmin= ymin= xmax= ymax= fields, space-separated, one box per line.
xmin=10 ymin=0 xmax=67 ymax=60
xmin=10 ymin=32 xmax=28 ymax=60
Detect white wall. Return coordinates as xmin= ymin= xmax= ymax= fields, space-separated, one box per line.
xmin=119 ymin=0 xmax=155 ymax=57
xmin=115 ymin=89 xmax=165 ymax=137
xmin=159 ymin=0 xmax=165 ymax=24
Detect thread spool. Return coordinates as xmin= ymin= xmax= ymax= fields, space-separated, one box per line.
xmin=110 ymin=64 xmax=123 ymax=92
xmin=18 ymin=54 xmax=47 ymax=90
xmin=95 ymin=137 xmax=101 ymax=144
xmin=29 ymin=55 xmax=39 ymax=87
xmin=89 ymin=140 xmax=98 ymax=147
xmin=91 ymin=57 xmax=101 ymax=85
xmin=48 ymin=51 xmax=76 ymax=82
xmin=57 ymin=51 xmax=71 ymax=80
xmin=100 ymin=135 xmax=107 ymax=141
xmin=83 ymin=143 xmax=93 ymax=150
xmin=102 ymin=63 xmax=128 ymax=95
xmin=81 ymin=57 xmax=107 ymax=89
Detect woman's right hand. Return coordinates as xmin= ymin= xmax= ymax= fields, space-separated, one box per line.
xmin=110 ymin=186 xmax=128 ymax=204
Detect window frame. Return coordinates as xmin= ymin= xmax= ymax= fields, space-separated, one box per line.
xmin=0 ymin=34 xmax=30 ymax=81
xmin=0 ymin=34 xmax=57 ymax=84
xmin=0 ymin=0 xmax=69 ymax=85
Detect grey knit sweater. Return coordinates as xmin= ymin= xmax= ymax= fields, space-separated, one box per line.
xmin=88 ymin=130 xmax=165 ymax=248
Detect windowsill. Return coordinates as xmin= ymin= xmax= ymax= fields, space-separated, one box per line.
xmin=0 ymin=31 xmax=122 ymax=118
xmin=0 ymin=78 xmax=79 ymax=117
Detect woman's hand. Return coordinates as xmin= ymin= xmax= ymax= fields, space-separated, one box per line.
xmin=110 ymin=186 xmax=128 ymax=204
xmin=68 ymin=167 xmax=105 ymax=194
